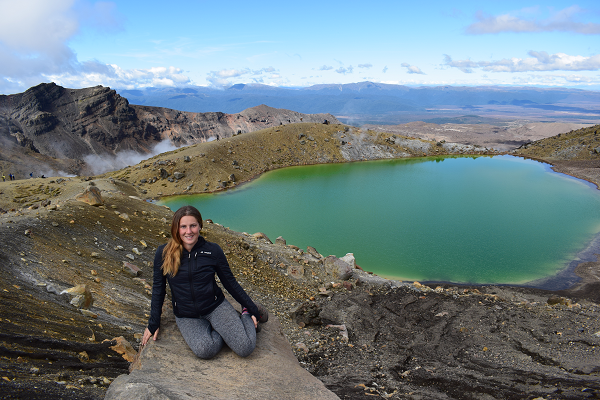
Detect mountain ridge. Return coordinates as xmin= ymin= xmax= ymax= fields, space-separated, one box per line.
xmin=0 ymin=83 xmax=337 ymax=177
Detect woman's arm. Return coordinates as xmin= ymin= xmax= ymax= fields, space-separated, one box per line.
xmin=146 ymin=245 xmax=167 ymax=335
xmin=213 ymin=244 xmax=260 ymax=317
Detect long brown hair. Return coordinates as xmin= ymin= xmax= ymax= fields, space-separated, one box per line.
xmin=161 ymin=205 xmax=203 ymax=277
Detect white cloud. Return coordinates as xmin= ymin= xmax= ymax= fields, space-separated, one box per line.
xmin=511 ymin=73 xmax=600 ymax=87
xmin=0 ymin=0 xmax=78 ymax=52
xmin=0 ymin=0 xmax=78 ymax=87
xmin=258 ymin=66 xmax=276 ymax=74
xmin=206 ymin=67 xmax=280 ymax=88
xmin=319 ymin=65 xmax=333 ymax=71
xmin=45 ymin=64 xmax=191 ymax=89
xmin=358 ymin=63 xmax=372 ymax=69
xmin=336 ymin=65 xmax=354 ymax=74
xmin=0 ymin=0 xmax=124 ymax=93
xmin=444 ymin=52 xmax=600 ymax=73
xmin=215 ymin=69 xmax=249 ymax=78
xmin=401 ymin=63 xmax=425 ymax=75
xmin=466 ymin=6 xmax=600 ymax=34
xmin=207 ymin=70 xmax=240 ymax=87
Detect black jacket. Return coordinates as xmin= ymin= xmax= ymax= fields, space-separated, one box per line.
xmin=147 ymin=237 xmax=258 ymax=334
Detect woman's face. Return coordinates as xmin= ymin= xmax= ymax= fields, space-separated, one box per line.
xmin=179 ymin=215 xmax=200 ymax=250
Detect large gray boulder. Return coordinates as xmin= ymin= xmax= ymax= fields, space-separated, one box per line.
xmin=105 ymin=302 xmax=339 ymax=400
xmin=323 ymin=255 xmax=353 ymax=280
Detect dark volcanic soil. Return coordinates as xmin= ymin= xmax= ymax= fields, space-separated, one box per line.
xmin=288 ymin=284 xmax=600 ymax=400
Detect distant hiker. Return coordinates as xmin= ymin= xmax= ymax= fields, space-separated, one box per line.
xmin=29 ymin=172 xmax=33 ymax=178
xmin=2 ymin=175 xmax=4 ymax=182
xmin=142 ymin=205 xmax=268 ymax=359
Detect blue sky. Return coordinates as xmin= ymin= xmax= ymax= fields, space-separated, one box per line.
xmin=1 ymin=0 xmax=599 ymax=94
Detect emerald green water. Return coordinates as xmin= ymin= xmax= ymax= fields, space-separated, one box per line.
xmin=161 ymin=155 xmax=600 ymax=286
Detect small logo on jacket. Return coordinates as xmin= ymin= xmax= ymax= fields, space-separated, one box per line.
xmin=198 ymin=251 xmax=212 ymax=255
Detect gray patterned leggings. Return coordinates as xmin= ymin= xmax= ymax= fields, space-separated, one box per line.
xmin=175 ymin=299 xmax=256 ymax=359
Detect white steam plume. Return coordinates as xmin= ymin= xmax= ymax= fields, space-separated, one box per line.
xmin=84 ymin=139 xmax=178 ymax=175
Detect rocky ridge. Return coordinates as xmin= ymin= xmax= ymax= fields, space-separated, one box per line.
xmin=0 ymin=122 xmax=599 ymax=399
xmin=514 ymin=124 xmax=600 ymax=161
xmin=98 ymin=122 xmax=497 ymax=202
xmin=364 ymin=120 xmax=594 ymax=152
xmin=0 ymin=83 xmax=337 ymax=177
xmin=513 ymin=125 xmax=600 ymax=189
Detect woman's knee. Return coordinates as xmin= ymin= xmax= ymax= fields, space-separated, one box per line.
xmin=233 ymin=345 xmax=254 ymax=358
xmin=191 ymin=344 xmax=220 ymax=359
xmin=229 ymin=337 xmax=255 ymax=358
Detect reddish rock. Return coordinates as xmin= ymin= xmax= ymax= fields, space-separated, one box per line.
xmin=122 ymin=261 xmax=142 ymax=277
xmin=109 ymin=336 xmax=137 ymax=362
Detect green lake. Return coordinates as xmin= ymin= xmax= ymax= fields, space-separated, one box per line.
xmin=161 ymin=155 xmax=600 ymax=288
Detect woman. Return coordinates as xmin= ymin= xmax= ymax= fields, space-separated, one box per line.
xmin=141 ymin=205 xmax=267 ymax=359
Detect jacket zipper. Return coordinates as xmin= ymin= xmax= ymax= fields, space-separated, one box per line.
xmin=188 ymin=252 xmax=198 ymax=314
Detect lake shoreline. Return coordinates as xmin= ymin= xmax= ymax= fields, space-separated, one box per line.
xmin=161 ymin=154 xmax=600 ymax=296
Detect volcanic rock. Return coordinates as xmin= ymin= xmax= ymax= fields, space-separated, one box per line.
xmin=60 ymin=284 xmax=94 ymax=309
xmin=323 ymin=255 xmax=353 ymax=280
xmin=105 ymin=303 xmax=338 ymax=400
xmin=75 ymin=185 xmax=103 ymax=206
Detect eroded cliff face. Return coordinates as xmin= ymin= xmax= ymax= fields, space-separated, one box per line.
xmin=0 ymin=83 xmax=338 ymax=177
xmin=0 ymin=83 xmax=145 ymax=158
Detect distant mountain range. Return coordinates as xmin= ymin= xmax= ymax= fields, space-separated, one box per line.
xmin=116 ymin=82 xmax=600 ymax=125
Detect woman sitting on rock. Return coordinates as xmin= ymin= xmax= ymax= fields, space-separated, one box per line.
xmin=141 ymin=205 xmax=268 ymax=359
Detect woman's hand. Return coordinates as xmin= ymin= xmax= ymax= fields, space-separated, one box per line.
xmin=251 ymin=315 xmax=258 ymax=328
xmin=141 ymin=327 xmax=159 ymax=346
